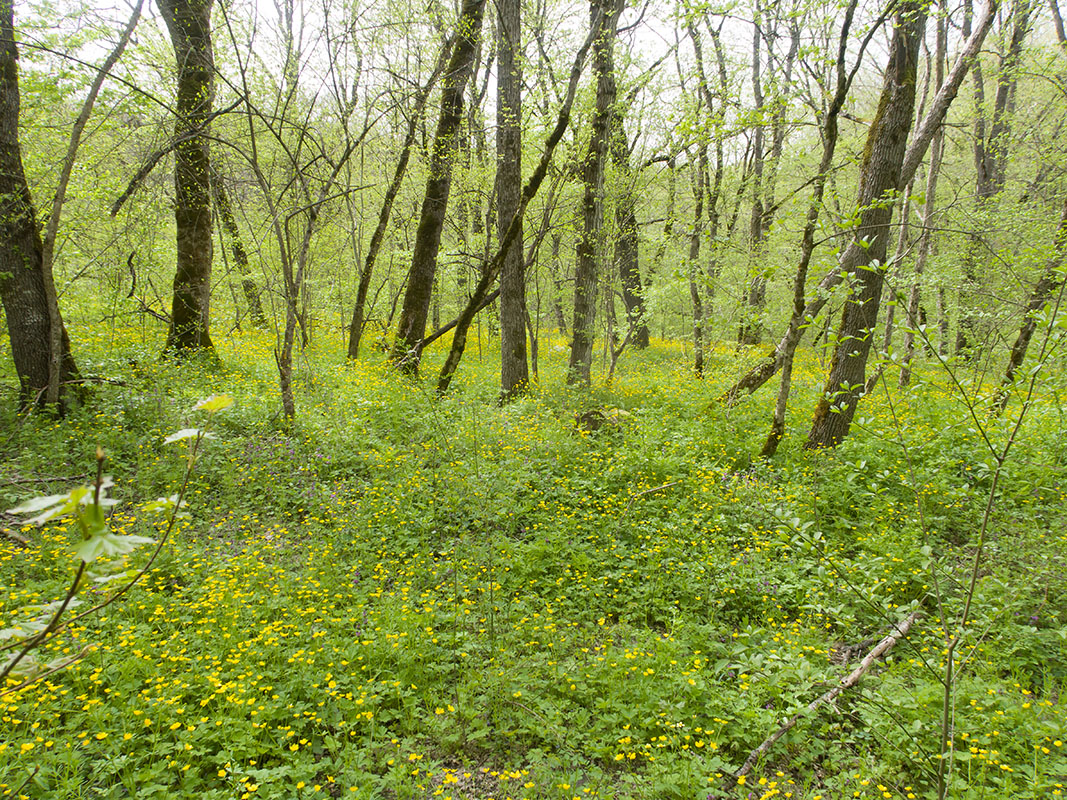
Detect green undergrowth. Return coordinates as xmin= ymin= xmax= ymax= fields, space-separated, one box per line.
xmin=1 ymin=321 xmax=1065 ymax=799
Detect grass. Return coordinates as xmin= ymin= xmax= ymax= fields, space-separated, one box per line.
xmin=1 ymin=316 xmax=1065 ymax=799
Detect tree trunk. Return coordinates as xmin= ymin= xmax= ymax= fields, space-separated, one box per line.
xmin=900 ymin=5 xmax=947 ymax=387
xmin=992 ymin=198 xmax=1067 ymax=414
xmin=567 ymin=0 xmax=620 ymax=387
xmin=958 ymin=0 xmax=1027 ymax=356
xmin=435 ymin=10 xmax=601 ymax=395
xmin=688 ymin=151 xmax=707 ymax=377
xmin=718 ymin=0 xmax=994 ymax=406
xmin=159 ymin=0 xmax=216 ymax=355
xmin=551 ymin=232 xmax=568 ymax=334
xmin=609 ymin=84 xmax=649 ymax=350
xmin=739 ymin=11 xmax=766 ymax=346
xmin=211 ymin=164 xmax=266 ymax=328
xmin=390 ymin=0 xmax=487 ymax=373
xmin=348 ymin=42 xmax=450 ymax=359
xmin=498 ymin=0 xmax=528 ymax=400
xmin=981 ymin=0 xmax=1033 ymax=198
xmin=0 ymin=0 xmax=79 ymax=411
xmin=760 ymin=0 xmax=858 ymax=458
xmin=805 ymin=0 xmax=926 ymax=449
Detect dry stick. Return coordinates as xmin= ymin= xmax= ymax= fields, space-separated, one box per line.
xmin=724 ymin=610 xmax=921 ymax=788
xmin=622 ymin=482 xmax=680 ymax=518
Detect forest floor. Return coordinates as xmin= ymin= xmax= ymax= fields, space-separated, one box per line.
xmin=1 ymin=319 xmax=1066 ymax=800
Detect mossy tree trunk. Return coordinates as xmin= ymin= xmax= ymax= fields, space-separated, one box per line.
xmin=390 ymin=0 xmax=487 ymax=374
xmin=805 ymin=0 xmax=926 ymax=449
xmin=159 ymin=0 xmax=216 ymax=355
xmin=0 ymin=0 xmax=79 ymax=410
xmin=567 ymin=0 xmax=620 ymax=387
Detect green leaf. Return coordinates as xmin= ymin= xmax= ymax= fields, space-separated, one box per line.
xmin=194 ymin=394 xmax=234 ymax=413
xmin=8 ymin=493 xmax=71 ymax=514
xmin=164 ymin=428 xmax=206 ymax=444
xmin=73 ymin=532 xmax=155 ymax=563
xmin=144 ymin=494 xmax=182 ymax=513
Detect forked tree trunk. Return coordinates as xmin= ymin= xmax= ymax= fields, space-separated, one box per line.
xmin=348 ymin=40 xmax=450 ymax=359
xmin=0 ymin=0 xmax=79 ymax=410
xmin=805 ymin=0 xmax=926 ymax=449
xmin=159 ymin=0 xmax=216 ymax=355
xmin=760 ymin=0 xmax=858 ymax=458
xmin=390 ymin=0 xmax=487 ymax=373
xmin=567 ymin=0 xmax=620 ymax=387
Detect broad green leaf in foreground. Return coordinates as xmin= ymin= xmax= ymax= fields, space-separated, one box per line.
xmin=73 ymin=532 xmax=155 ymax=563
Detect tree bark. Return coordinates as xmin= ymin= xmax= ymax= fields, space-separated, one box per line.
xmin=567 ymin=0 xmax=620 ymax=387
xmin=348 ymin=40 xmax=451 ymax=359
xmin=958 ymin=0 xmax=1024 ymax=356
xmin=436 ymin=10 xmax=603 ymax=395
xmin=211 ymin=164 xmax=266 ymax=328
xmin=0 ymin=0 xmax=79 ymax=410
xmin=159 ymin=0 xmax=216 ymax=355
xmin=739 ymin=10 xmax=766 ymax=346
xmin=498 ymin=0 xmax=528 ymax=400
xmin=390 ymin=0 xmax=487 ymax=373
xmin=612 ymin=120 xmax=649 ymax=350
xmin=900 ymin=5 xmax=947 ymax=387
xmin=992 ymin=198 xmax=1067 ymax=414
xmin=687 ymin=151 xmax=707 ymax=377
xmin=805 ymin=0 xmax=926 ymax=450
xmin=717 ymin=1 xmax=994 ymax=406
xmin=760 ymin=0 xmax=858 ymax=458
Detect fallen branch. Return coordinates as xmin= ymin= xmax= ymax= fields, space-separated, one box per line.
xmin=1 ymin=474 xmax=85 ymax=486
xmin=623 ymin=481 xmax=681 ymax=517
xmin=2 ymin=527 xmax=30 ymax=547
xmin=722 ymin=610 xmax=922 ymax=790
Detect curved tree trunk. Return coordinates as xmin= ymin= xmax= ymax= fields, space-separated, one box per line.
xmin=992 ymin=198 xmax=1067 ymax=414
xmin=805 ymin=0 xmax=926 ymax=449
xmin=0 ymin=0 xmax=79 ymax=410
xmin=390 ymin=0 xmax=487 ymax=373
xmin=159 ymin=0 xmax=216 ymax=355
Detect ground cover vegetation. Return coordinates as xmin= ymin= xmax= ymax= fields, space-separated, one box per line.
xmin=1 ymin=0 xmax=1067 ymax=795
xmin=2 ymin=327 xmax=1066 ymax=799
